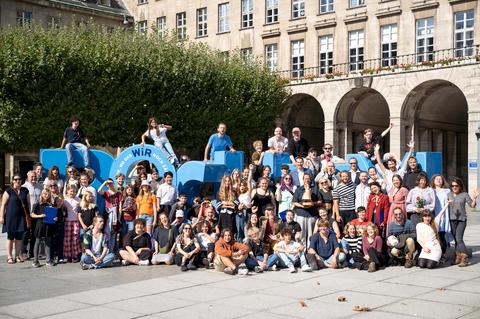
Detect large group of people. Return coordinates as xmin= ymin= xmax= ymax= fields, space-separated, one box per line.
xmin=0 ymin=118 xmax=478 ymax=276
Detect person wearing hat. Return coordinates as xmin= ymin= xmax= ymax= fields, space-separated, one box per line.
xmin=136 ymin=180 xmax=157 ymax=234
xmin=288 ymin=127 xmax=310 ymax=163
xmin=171 ymin=209 xmax=191 ymax=235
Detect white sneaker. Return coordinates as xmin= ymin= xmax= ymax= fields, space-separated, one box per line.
xmin=301 ymin=264 xmax=312 ymax=272
xmin=237 ymin=263 xmax=249 ymax=275
xmin=121 ymin=260 xmax=130 ymax=266
xmin=138 ymin=260 xmax=150 ymax=266
xmin=288 ymin=266 xmax=297 ymax=273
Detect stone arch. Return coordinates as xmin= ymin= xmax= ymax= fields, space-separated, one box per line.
xmin=282 ymin=93 xmax=325 ymax=150
xmin=401 ymin=79 xmax=468 ymax=183
xmin=334 ymin=88 xmax=390 ymax=158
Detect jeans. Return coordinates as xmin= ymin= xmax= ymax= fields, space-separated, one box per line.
xmin=450 ymin=220 xmax=467 ymax=254
xmin=80 ymin=253 xmax=115 ymax=268
xmin=66 ymin=143 xmax=89 ymax=167
xmin=139 ymin=214 xmax=154 ymax=226
xmin=277 ymin=251 xmax=308 ymax=268
xmin=155 ymin=140 xmax=178 ymax=165
xmin=235 ymin=212 xmax=247 ymax=242
xmin=245 ymin=254 xmax=277 ymax=270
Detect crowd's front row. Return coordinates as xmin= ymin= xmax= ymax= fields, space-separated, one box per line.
xmin=79 ymin=201 xmax=452 ymax=275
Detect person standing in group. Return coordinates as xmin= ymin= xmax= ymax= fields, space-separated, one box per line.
xmin=44 ymin=166 xmax=64 ymax=194
xmin=78 ymin=190 xmax=99 ymax=243
xmin=267 ymin=127 xmax=288 ymax=153
xmin=365 ymin=182 xmax=390 ymax=233
xmin=31 ymin=189 xmax=57 ymax=267
xmin=333 ymin=171 xmax=356 ymax=229
xmin=22 ymin=170 xmax=42 ymax=260
xmin=98 ymin=178 xmax=123 ymax=253
xmin=448 ymin=177 xmax=479 ymax=267
xmin=77 ymin=173 xmax=97 ymax=202
xmin=405 ymin=172 xmax=435 ymax=226
xmin=60 ymin=116 xmax=91 ymax=169
xmin=63 ymin=185 xmax=82 ymax=263
xmin=136 ymin=180 xmax=157 ymax=235
xmin=251 ymin=177 xmax=276 ymax=218
xmin=156 ymin=171 xmax=177 ymax=216
xmin=288 ymin=127 xmax=309 ymax=163
xmin=204 ymin=122 xmax=235 ymax=161
xmin=374 ymin=142 xmax=413 ymax=191
xmin=216 ymin=175 xmax=238 ymax=237
xmin=355 ymin=171 xmax=371 ymax=210
xmin=292 ymin=174 xmax=320 ymax=243
xmin=430 ymin=174 xmax=452 ymax=255
xmin=0 ymin=175 xmax=31 ymax=264
xmin=403 ymin=156 xmax=425 ymax=190
xmin=320 ymin=143 xmax=344 ymax=168
xmin=140 ymin=117 xmax=179 ymax=167
xmin=347 ymin=158 xmax=361 ymax=185
xmin=386 ymin=175 xmax=409 ymax=236
xmin=276 ymin=174 xmax=296 ymax=221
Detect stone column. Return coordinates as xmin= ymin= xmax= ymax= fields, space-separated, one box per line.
xmin=468 ymin=111 xmax=480 ymax=190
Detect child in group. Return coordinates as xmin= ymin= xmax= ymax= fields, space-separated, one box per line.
xmin=352 ymin=206 xmax=369 ymax=236
xmin=195 ymin=220 xmax=216 ymax=268
xmin=273 ymin=227 xmax=312 ymax=273
xmin=121 ymin=185 xmax=137 ymax=243
xmin=136 ymin=180 xmax=157 ymax=234
xmin=98 ymin=178 xmax=123 ymax=253
xmin=31 ymin=189 xmax=57 ymax=267
xmin=236 ymin=180 xmax=252 ymax=242
xmin=78 ymin=190 xmax=99 ymax=242
xmin=63 ymin=184 xmax=82 ymax=262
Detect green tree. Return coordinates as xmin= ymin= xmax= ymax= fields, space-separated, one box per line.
xmin=0 ymin=24 xmax=290 ymax=187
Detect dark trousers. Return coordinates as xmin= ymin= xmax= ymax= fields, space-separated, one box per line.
xmin=352 ymin=248 xmax=385 ymax=270
xmin=339 ymin=209 xmax=356 ymax=230
xmin=450 ymin=220 xmax=467 ymax=254
xmin=174 ymin=244 xmax=197 ymax=266
xmin=418 ymin=258 xmax=438 ymax=269
xmin=53 ymin=222 xmax=65 ymax=259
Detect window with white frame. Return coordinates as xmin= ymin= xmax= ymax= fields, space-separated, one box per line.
xmin=416 ymin=17 xmax=434 ymax=63
xmin=176 ymin=12 xmax=186 ymax=40
xmin=349 ymin=30 xmax=364 ymax=72
xmin=197 ymin=8 xmax=207 ymax=37
xmin=292 ymin=0 xmax=305 ymax=19
xmin=265 ymin=43 xmax=278 ymax=72
xmin=241 ymin=48 xmax=253 ymax=63
xmin=138 ymin=20 xmax=147 ymax=34
xmin=218 ymin=3 xmax=230 ymax=33
xmin=350 ymin=0 xmax=365 ymax=8
xmin=320 ymin=0 xmax=334 ymax=14
xmin=319 ymin=35 xmax=333 ymax=74
xmin=266 ymin=0 xmax=278 ymax=24
xmin=454 ymin=10 xmax=474 ymax=57
xmin=157 ymin=16 xmax=166 ymax=38
xmin=242 ymin=0 xmax=253 ymax=28
xmin=17 ymin=10 xmax=32 ymax=27
xmin=381 ymin=24 xmax=397 ymax=67
xmin=291 ymin=40 xmax=305 ymax=78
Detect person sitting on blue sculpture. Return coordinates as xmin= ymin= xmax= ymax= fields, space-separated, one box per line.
xmin=140 ymin=117 xmax=179 ymax=167
xmin=60 ymin=116 xmax=91 ymax=170
xmin=204 ymin=122 xmax=236 ymax=161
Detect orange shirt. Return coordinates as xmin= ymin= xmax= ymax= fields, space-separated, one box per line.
xmin=136 ymin=194 xmax=156 ymax=216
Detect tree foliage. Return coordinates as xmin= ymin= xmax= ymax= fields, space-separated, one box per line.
xmin=0 ymin=24 xmax=290 ymax=157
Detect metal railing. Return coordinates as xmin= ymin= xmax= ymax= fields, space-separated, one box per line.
xmin=275 ymin=45 xmax=480 ymax=82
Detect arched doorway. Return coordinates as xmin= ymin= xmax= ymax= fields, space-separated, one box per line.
xmin=401 ymin=80 xmax=468 ymax=183
xmin=283 ymin=93 xmax=325 ymax=151
xmin=334 ymin=88 xmax=390 ymax=158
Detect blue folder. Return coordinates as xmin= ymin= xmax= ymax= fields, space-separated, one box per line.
xmin=43 ymin=207 xmax=58 ymax=224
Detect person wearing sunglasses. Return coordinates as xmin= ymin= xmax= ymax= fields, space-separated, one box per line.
xmin=448 ymin=177 xmax=479 ymax=267
xmin=320 ymin=143 xmax=344 ymax=169
xmin=1 ymin=175 xmax=31 ymax=264
xmin=174 ymin=224 xmax=201 ymax=271
xmin=276 ymin=174 xmax=296 ymax=221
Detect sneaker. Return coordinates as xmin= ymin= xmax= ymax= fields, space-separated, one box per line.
xmin=32 ymin=261 xmax=40 ymax=268
xmin=368 ymin=262 xmax=376 ymax=273
xmin=404 ymin=259 xmax=413 ymax=269
xmin=187 ymin=263 xmax=197 ymax=271
xmin=288 ymin=266 xmax=297 ymax=273
xmin=181 ymin=264 xmax=188 ymax=271
xmin=238 ymin=267 xmax=249 ymax=275
xmin=254 ymin=266 xmax=263 ymax=273
xmin=209 ymin=262 xmax=214 ymax=269
xmin=223 ymin=267 xmax=235 ymax=275
xmin=138 ymin=260 xmax=150 ymax=266
xmin=121 ymin=259 xmax=130 ymax=266
xmin=268 ymin=264 xmax=278 ymax=271
xmin=46 ymin=261 xmax=55 ymax=267
xmin=58 ymin=258 xmax=66 ymax=264
xmin=80 ymin=262 xmax=89 ymax=270
xmin=301 ymin=265 xmax=312 ymax=272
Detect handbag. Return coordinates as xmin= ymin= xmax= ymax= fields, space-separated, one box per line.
xmin=14 ymin=189 xmax=31 ymax=230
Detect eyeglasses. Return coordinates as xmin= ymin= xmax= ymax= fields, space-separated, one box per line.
xmin=284 ymin=178 xmax=291 ymax=180
xmin=13 ymin=178 xmax=21 ymax=181
xmin=323 ymin=147 xmax=332 ymax=150
xmin=451 ymin=184 xmax=459 ymax=188
xmin=67 ymin=170 xmax=74 ymax=173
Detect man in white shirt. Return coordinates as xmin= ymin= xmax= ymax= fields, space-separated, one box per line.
xmin=355 ymin=171 xmax=371 ymax=210
xmin=22 ymin=170 xmax=43 ymax=259
xmin=156 ymin=171 xmax=177 ymax=214
xmin=267 ymin=127 xmax=288 ymax=153
xmin=320 ymin=143 xmax=344 ymax=168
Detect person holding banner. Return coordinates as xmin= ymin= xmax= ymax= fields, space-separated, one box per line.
xmin=31 ymin=189 xmax=57 ymax=267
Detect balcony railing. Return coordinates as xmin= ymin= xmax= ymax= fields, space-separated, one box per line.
xmin=276 ymin=45 xmax=480 ymax=83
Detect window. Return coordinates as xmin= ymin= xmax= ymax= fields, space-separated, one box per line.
xmin=291 ymin=40 xmax=305 ymax=78
xmin=319 ymin=35 xmax=333 ymax=74
xmin=320 ymin=0 xmax=334 ymax=14
xmin=265 ymin=44 xmax=278 ymax=72
xmin=157 ymin=16 xmax=166 ymax=38
xmin=242 ymin=0 xmax=253 ymax=28
xmin=138 ymin=0 xmax=147 ymax=4
xmin=176 ymin=12 xmax=186 ymax=40
xmin=241 ymin=48 xmax=253 ymax=63
xmin=416 ymin=17 xmax=434 ymax=63
xmin=266 ymin=0 xmax=278 ymax=24
xmin=381 ymin=24 xmax=397 ymax=67
xmin=454 ymin=10 xmax=474 ymax=57
xmin=350 ymin=0 xmax=365 ymax=8
xmin=197 ymin=8 xmax=208 ymax=37
xmin=17 ymin=10 xmax=32 ymax=27
xmin=47 ymin=15 xmax=61 ymax=28
xmin=292 ymin=0 xmax=305 ymax=19
xmin=218 ymin=3 xmax=230 ymax=33
xmin=349 ymin=30 xmax=364 ymax=72
xmin=138 ymin=20 xmax=147 ymax=34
